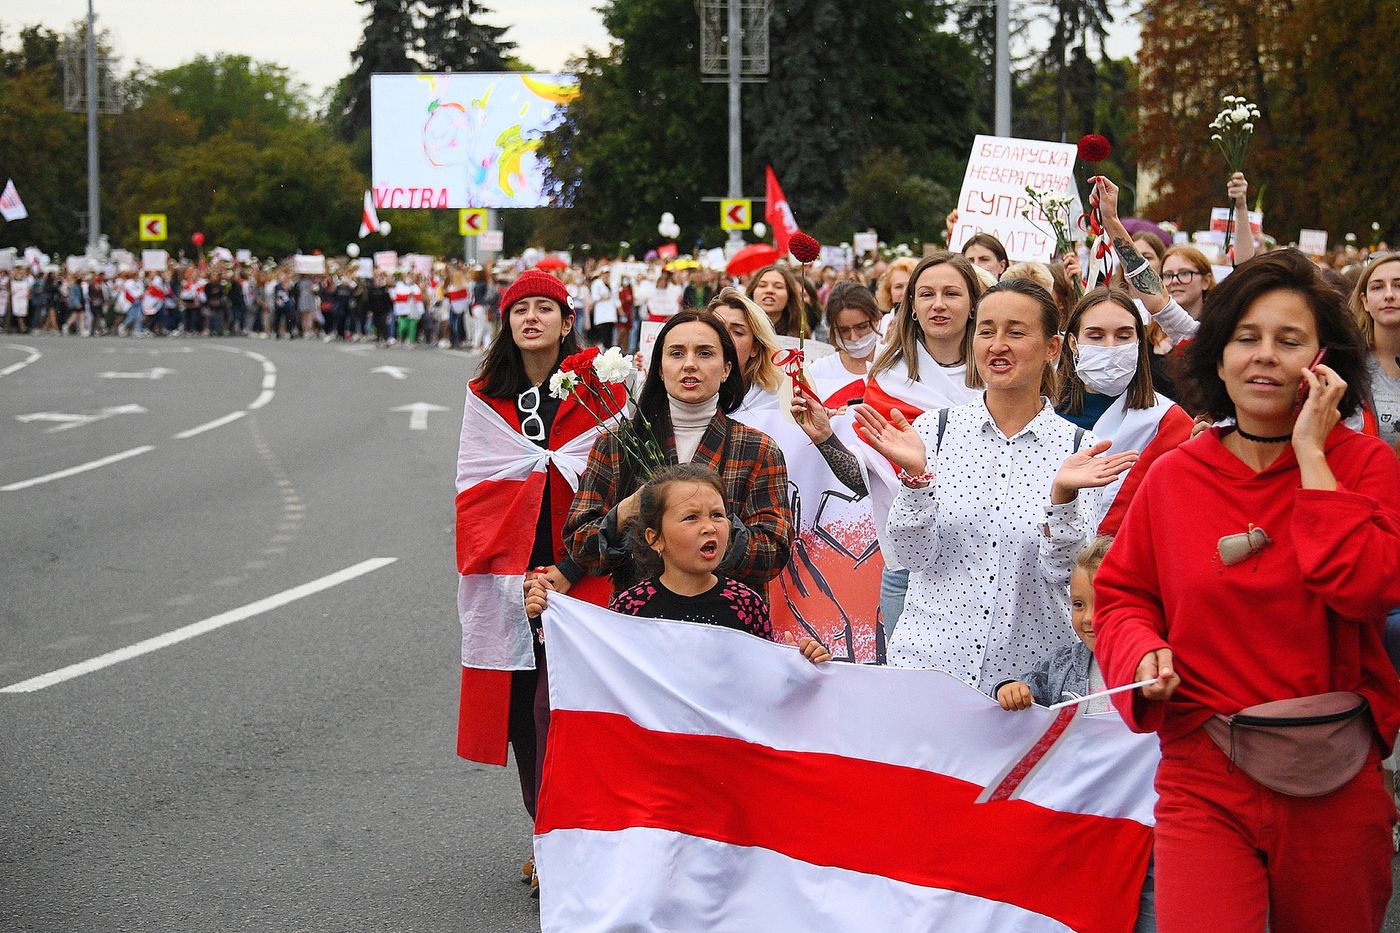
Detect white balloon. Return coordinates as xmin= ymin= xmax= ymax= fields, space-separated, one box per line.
xmin=346 ymin=242 xmax=361 ymax=258
xmin=379 ymin=222 xmax=391 ymax=236
xmin=661 ymin=212 xmax=675 ymax=224
xmin=753 ymin=222 xmax=767 ymax=238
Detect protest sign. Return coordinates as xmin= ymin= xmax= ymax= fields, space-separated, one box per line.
xmin=951 ymin=135 xmax=1084 ymax=262
xmin=142 ymin=249 xmax=169 ymax=272
xmin=1210 ymin=208 xmax=1263 ymax=238
xmin=853 ymin=231 xmax=878 ymax=255
xmin=374 ymin=250 xmax=399 ymax=273
xmin=293 ymin=254 xmax=326 ymax=275
xmin=355 ymin=258 xmax=374 ymax=279
xmin=1298 ymin=229 xmax=1328 ymax=256
xmin=479 ymin=230 xmax=503 ymax=252
xmin=0 ymin=248 xmax=14 ymax=271
xmin=406 ymin=253 xmax=433 ymax=277
xmin=235 ymin=249 xmax=253 ymax=264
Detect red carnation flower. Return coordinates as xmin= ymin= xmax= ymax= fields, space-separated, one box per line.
xmin=1077 ymin=133 xmax=1111 ymax=163
xmin=789 ymin=231 xmax=821 ymax=264
xmin=559 ymin=346 xmax=601 ymax=375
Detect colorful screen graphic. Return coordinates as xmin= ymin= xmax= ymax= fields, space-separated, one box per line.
xmin=370 ymin=72 xmax=578 ymax=210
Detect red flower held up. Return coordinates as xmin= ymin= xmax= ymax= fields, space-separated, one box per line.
xmin=789 ymin=231 xmax=821 ymax=264
xmin=559 ymin=346 xmax=600 ymax=376
xmin=1077 ymin=134 xmax=1111 ymax=164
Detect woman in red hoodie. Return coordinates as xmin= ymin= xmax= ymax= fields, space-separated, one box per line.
xmin=1095 ymin=249 xmax=1400 ymax=933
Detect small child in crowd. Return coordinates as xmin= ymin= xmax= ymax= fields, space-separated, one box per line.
xmin=527 ymin=463 xmax=831 ymax=663
xmin=996 ymin=535 xmax=1113 ymax=712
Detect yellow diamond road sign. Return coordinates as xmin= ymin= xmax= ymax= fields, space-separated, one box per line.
xmin=459 ymin=208 xmax=487 ymax=236
xmin=720 ymin=199 xmax=752 ymax=231
xmin=139 ymin=213 xmax=167 ymax=241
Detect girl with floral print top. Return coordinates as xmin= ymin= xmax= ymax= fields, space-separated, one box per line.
xmin=530 ymin=464 xmax=829 ymax=663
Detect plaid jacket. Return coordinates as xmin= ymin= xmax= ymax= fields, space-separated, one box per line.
xmin=564 ymin=410 xmax=793 ymax=598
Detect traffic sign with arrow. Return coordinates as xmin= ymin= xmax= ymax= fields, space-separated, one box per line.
xmin=720 ymin=198 xmax=752 ymax=231
xmin=139 ymin=214 xmax=168 ymax=242
xmin=392 ymin=402 xmax=448 ymax=430
xmin=459 ymin=208 xmax=487 ymax=236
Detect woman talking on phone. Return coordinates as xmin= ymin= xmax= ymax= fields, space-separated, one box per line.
xmin=1094 ymin=250 xmax=1400 ymax=932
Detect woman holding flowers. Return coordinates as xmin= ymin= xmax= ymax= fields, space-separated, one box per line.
xmin=453 ymin=270 xmax=622 ymax=890
xmin=565 ymin=308 xmax=794 ymax=599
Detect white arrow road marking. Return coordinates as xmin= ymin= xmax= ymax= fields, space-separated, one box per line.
xmin=0 ymin=344 xmax=41 ymax=378
xmin=372 ymin=365 xmax=411 ymax=380
xmin=0 ymin=445 xmax=155 ymax=492
xmin=98 ymin=367 xmax=177 ymax=380
xmin=16 ymin=403 xmax=148 ymax=433
xmin=393 ymin=402 xmax=448 ymax=430
xmin=0 ymin=557 xmax=399 ymax=693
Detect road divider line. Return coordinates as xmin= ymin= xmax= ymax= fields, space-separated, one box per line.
xmin=1 ymin=344 xmax=41 ymax=378
xmin=0 ymin=445 xmax=155 ymax=492
xmin=173 ymin=410 xmax=247 ymax=439
xmin=0 ymin=557 xmax=398 ymax=694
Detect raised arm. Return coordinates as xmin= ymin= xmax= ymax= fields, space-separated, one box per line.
xmin=1228 ymin=172 xmax=1255 ymax=265
xmin=1093 ymin=175 xmax=1198 ymax=342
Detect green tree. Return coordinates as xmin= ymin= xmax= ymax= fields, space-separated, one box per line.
xmin=0 ymin=62 xmax=86 ymax=252
xmin=413 ymin=0 xmax=515 ymax=73
xmin=334 ymin=0 xmax=415 ymax=143
xmin=812 ymin=149 xmax=952 ymax=246
xmin=131 ymin=55 xmax=307 ymax=139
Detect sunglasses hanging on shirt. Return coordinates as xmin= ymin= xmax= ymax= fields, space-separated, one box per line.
xmin=517 ymin=385 xmax=546 ymax=441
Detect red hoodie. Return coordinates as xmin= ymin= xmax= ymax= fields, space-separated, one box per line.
xmin=1094 ymin=424 xmax=1400 ymax=751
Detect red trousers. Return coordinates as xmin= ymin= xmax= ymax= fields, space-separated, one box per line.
xmin=1153 ymin=728 xmax=1395 ymax=933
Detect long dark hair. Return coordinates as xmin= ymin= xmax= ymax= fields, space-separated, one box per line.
xmin=474 ymin=296 xmax=578 ymax=397
xmin=1058 ymin=287 xmax=1156 ymax=414
xmin=630 ymin=463 xmax=728 ymax=579
xmin=1182 ymin=249 xmax=1369 ymax=421
xmin=636 ymin=308 xmax=745 ymax=424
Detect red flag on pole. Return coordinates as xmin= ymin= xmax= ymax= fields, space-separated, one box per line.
xmin=764 ymin=165 xmax=800 ymax=258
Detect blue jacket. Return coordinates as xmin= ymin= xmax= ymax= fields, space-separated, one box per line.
xmin=997 ymin=640 xmax=1095 ymax=707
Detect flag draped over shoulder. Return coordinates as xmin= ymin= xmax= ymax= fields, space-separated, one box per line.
xmin=536 ymin=595 xmax=1159 ymax=933
xmin=1090 ymin=395 xmax=1193 ymax=535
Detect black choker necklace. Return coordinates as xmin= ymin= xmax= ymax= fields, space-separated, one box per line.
xmin=1236 ymin=426 xmax=1292 ymax=443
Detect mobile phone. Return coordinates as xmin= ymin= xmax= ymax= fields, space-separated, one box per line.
xmin=1296 ymin=348 xmax=1328 ymax=405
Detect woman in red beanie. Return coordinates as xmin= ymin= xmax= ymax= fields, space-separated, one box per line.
xmin=453 ymin=268 xmax=621 ymax=895
xmin=1094 ymin=250 xmax=1400 ymax=932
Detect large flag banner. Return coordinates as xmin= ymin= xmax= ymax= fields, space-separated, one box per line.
xmin=0 ymin=178 xmax=28 ymax=221
xmin=536 ymin=596 xmax=1159 ymax=933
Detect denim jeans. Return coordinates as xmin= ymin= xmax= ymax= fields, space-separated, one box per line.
xmin=879 ymin=567 xmax=909 ymax=639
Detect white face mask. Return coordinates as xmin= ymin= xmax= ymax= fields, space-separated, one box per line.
xmin=1074 ymin=341 xmax=1139 ymax=396
xmin=840 ymin=330 xmax=879 ymax=359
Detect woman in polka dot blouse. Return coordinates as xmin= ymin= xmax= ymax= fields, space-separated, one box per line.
xmin=854 ymin=279 xmax=1140 ymax=693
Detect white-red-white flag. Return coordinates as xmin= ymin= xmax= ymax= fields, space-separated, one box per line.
xmin=1 ymin=179 xmax=28 ymax=221
xmin=536 ymin=595 xmax=1159 ymax=933
xmin=358 ymin=190 xmax=380 ymax=238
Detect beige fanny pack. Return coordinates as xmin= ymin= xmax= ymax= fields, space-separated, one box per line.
xmin=1202 ymin=692 xmax=1373 ymax=797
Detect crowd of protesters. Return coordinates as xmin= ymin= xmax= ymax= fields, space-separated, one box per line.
xmin=455 ymin=167 xmax=1400 ymax=932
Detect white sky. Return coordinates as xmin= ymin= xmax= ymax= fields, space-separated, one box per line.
xmin=0 ymin=1 xmax=1139 ymax=100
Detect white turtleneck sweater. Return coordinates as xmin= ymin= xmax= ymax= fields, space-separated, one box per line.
xmin=669 ymin=395 xmax=718 ymax=464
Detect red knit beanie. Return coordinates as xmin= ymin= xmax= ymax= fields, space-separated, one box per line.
xmin=500 ymin=269 xmax=573 ymax=314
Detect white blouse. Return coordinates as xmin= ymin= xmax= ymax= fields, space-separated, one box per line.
xmin=884 ymin=396 xmax=1097 ymax=693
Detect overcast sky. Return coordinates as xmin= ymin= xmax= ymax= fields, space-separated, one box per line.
xmin=0 ymin=0 xmax=611 ymax=97
xmin=0 ymin=1 xmax=1139 ymax=100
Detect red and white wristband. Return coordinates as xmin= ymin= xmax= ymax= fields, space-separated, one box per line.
xmin=897 ymin=467 xmax=935 ymax=489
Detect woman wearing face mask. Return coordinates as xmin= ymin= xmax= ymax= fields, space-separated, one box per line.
xmin=1057 ymin=287 xmax=1194 ymax=535
xmin=565 ymin=308 xmax=794 ymax=598
xmin=854 ymin=278 xmax=1138 ymax=689
xmin=705 ymin=288 xmax=785 ymax=416
xmin=808 ymin=282 xmax=882 ymax=407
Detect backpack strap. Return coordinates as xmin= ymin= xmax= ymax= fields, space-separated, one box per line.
xmin=935 ymin=408 xmax=949 ymax=456
xmin=1072 ymin=426 xmax=1085 ymax=454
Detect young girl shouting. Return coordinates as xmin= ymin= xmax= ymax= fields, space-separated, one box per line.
xmin=530 ymin=464 xmax=830 ymax=662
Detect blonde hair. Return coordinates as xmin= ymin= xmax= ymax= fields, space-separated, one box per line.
xmin=870 ymin=252 xmax=985 ymax=384
xmin=706 ymin=287 xmax=784 ymax=393
xmin=875 ymin=256 xmax=919 ymax=311
xmin=1349 ymin=253 xmax=1400 ymax=348
xmin=1074 ymin=535 xmax=1114 ymax=579
xmin=1000 ymin=262 xmax=1054 ymax=294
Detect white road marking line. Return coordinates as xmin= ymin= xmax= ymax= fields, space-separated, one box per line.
xmin=0 ymin=557 xmax=398 ymax=694
xmin=0 ymin=445 xmax=155 ymax=492
xmin=0 ymin=344 xmax=41 ymax=378
xmin=172 ymin=410 xmax=246 ymax=439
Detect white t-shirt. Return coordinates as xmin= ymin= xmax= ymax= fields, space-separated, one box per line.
xmin=11 ymin=278 xmax=31 ymax=316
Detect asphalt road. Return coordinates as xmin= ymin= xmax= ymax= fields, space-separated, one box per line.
xmin=2 ymin=333 xmax=1398 ymax=932
xmin=1 ymin=335 xmax=540 ymax=932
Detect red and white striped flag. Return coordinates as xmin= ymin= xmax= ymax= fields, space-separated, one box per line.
xmin=0 ymin=178 xmax=28 ymax=221
xmin=358 ymin=190 xmax=380 ymax=238
xmin=536 ymin=595 xmax=1159 ymax=933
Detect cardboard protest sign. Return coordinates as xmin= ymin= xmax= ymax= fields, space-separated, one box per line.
xmin=1298 ymin=229 xmax=1328 ymax=256
xmin=374 ymin=250 xmax=399 ymax=273
xmin=141 ymin=249 xmax=169 ymax=272
xmin=951 ymin=135 xmax=1084 ymax=262
xmin=293 ymin=254 xmax=327 ymax=275
xmin=1210 ymin=208 xmax=1263 ymax=238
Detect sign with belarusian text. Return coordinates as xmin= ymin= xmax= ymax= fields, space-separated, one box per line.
xmin=951 ymin=135 xmax=1082 ymax=262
